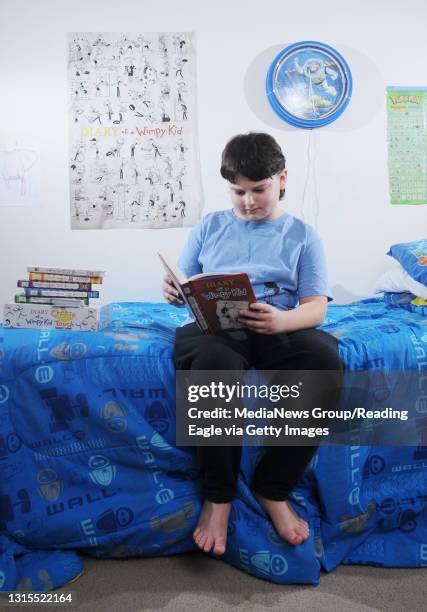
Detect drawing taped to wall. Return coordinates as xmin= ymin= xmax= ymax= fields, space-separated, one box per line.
xmin=0 ymin=137 xmax=40 ymax=206
xmin=67 ymin=32 xmax=202 ymax=229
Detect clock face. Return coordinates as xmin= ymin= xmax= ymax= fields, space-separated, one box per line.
xmin=266 ymin=41 xmax=352 ymax=128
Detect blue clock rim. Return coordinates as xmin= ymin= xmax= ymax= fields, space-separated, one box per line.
xmin=266 ymin=40 xmax=353 ymax=129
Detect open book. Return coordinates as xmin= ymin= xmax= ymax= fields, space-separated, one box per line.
xmin=159 ymin=252 xmax=257 ymax=334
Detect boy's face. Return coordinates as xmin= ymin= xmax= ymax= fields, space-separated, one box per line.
xmin=228 ymin=171 xmax=287 ymax=221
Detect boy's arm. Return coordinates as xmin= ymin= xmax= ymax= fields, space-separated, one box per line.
xmin=177 ymin=220 xmax=204 ymax=277
xmin=238 ymin=296 xmax=327 ymax=334
xmin=161 ymin=218 xmax=204 ymax=306
xmin=279 ymin=295 xmax=328 ymax=330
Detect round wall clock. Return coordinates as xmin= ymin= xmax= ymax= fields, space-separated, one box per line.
xmin=266 ymin=41 xmax=353 ymax=128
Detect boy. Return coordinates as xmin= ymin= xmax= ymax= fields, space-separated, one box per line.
xmin=163 ymin=133 xmax=343 ymax=556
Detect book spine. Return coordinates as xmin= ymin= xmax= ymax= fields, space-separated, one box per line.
xmin=27 ymin=267 xmax=105 ymax=276
xmin=186 ymin=294 xmax=210 ymax=333
xmin=18 ymin=280 xmax=92 ymax=290
xmin=29 ymin=273 xmax=103 ymax=284
xmin=15 ymin=295 xmax=89 ymax=306
xmin=4 ymin=303 xmax=99 ymax=331
xmin=24 ymin=288 xmax=99 ymax=298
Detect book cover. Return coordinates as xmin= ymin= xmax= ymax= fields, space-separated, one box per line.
xmin=3 ymin=303 xmax=112 ymax=331
xmin=29 ymin=272 xmax=103 ymax=284
xmin=23 ymin=288 xmax=99 ymax=298
xmin=15 ymin=294 xmax=89 ymax=306
xmin=159 ymin=251 xmax=257 ymax=334
xmin=18 ymin=280 xmax=92 ymax=291
xmin=27 ymin=266 xmax=105 ymax=276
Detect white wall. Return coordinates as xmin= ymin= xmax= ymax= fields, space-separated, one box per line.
xmin=0 ymin=0 xmax=426 ymax=306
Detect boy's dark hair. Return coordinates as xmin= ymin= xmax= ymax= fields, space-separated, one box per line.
xmin=220 ymin=132 xmax=287 ymax=199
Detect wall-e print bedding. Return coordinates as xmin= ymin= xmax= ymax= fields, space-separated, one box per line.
xmin=0 ymin=298 xmax=426 ymax=590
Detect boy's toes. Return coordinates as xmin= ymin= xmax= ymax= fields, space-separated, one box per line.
xmin=296 ymin=519 xmax=309 ymax=532
xmin=213 ymin=537 xmax=226 ymax=556
xmin=197 ymin=532 xmax=208 ymax=550
xmin=291 ymin=532 xmax=304 ymax=545
xmin=295 ymin=526 xmax=309 ymax=541
xmin=203 ymin=535 xmax=214 ymax=553
xmin=297 ymin=523 xmax=309 ymax=536
xmin=193 ymin=526 xmax=202 ymax=539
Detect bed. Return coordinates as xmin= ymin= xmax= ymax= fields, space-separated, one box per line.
xmin=0 ymin=297 xmax=426 ymax=591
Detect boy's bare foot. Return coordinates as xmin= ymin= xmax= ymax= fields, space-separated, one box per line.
xmin=193 ymin=500 xmax=231 ymax=555
xmin=255 ymin=494 xmax=309 ymax=545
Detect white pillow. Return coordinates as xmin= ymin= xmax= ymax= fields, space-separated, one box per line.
xmin=373 ymin=264 xmax=427 ymax=300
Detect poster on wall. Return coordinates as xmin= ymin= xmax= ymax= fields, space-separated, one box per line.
xmin=0 ymin=136 xmax=40 ymax=207
xmin=387 ymin=86 xmax=427 ymax=205
xmin=68 ymin=32 xmax=202 ymax=229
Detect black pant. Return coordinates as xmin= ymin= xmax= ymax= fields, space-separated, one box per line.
xmin=174 ymin=322 xmax=344 ymax=503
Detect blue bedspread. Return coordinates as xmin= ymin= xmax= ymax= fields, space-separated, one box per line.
xmin=0 ymin=297 xmax=426 ymax=590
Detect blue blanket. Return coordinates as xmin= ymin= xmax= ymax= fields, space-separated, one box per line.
xmin=0 ymin=298 xmax=426 ymax=590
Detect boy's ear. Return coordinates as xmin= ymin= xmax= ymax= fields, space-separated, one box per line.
xmin=279 ymin=169 xmax=288 ymax=189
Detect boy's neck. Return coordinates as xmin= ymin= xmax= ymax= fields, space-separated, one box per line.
xmin=232 ymin=207 xmax=286 ymax=221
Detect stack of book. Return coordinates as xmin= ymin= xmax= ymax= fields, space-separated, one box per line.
xmin=3 ymin=267 xmax=111 ymax=331
xmin=15 ymin=266 xmax=104 ymax=307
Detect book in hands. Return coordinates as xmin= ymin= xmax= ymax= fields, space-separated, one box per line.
xmin=158 ymin=251 xmax=257 ymax=334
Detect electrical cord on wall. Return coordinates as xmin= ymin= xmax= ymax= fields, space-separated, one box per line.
xmin=301 ymin=129 xmax=320 ymax=229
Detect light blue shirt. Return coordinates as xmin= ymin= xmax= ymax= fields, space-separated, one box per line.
xmin=178 ymin=209 xmax=332 ymax=311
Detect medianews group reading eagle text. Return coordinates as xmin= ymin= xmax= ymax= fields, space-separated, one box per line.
xmin=187 ymin=406 xmax=409 ymax=421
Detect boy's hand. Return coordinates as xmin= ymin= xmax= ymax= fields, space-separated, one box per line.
xmin=162 ymin=274 xmax=185 ymax=306
xmin=238 ymin=302 xmax=285 ymax=334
